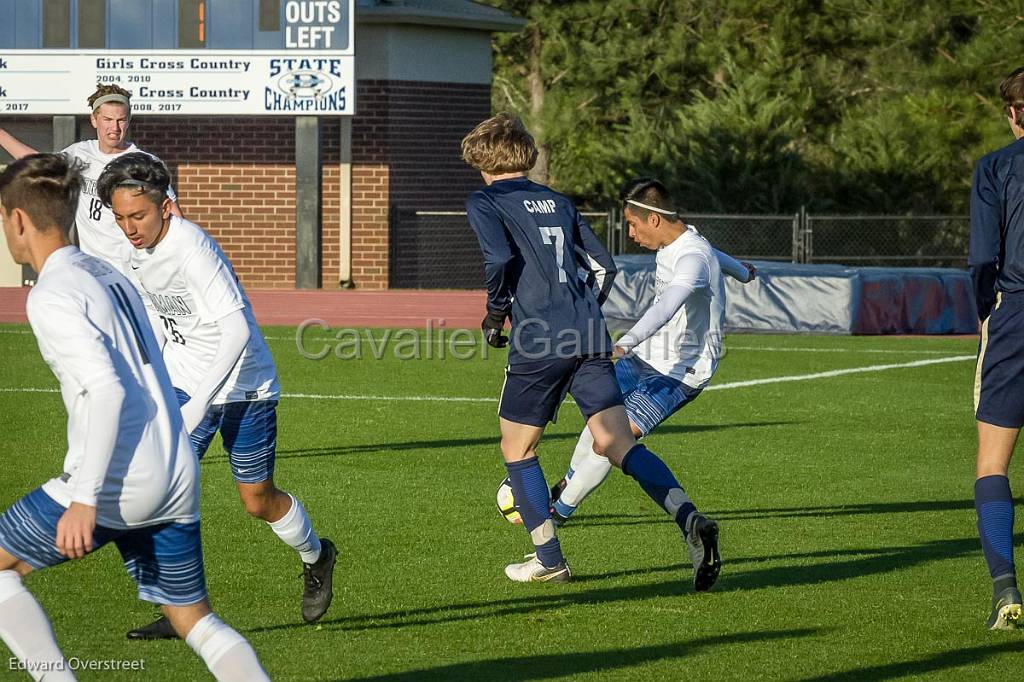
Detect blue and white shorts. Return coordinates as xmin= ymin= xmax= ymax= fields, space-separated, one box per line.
xmin=0 ymin=488 xmax=207 ymax=606
xmin=176 ymin=389 xmax=278 ymax=484
xmin=615 ymin=355 xmax=703 ymax=436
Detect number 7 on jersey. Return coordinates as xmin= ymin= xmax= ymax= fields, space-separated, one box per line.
xmin=539 ymin=226 xmax=567 ymax=283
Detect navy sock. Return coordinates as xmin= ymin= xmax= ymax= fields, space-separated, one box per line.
xmin=621 ymin=445 xmax=696 ymax=532
xmin=975 ymin=475 xmax=1017 ymax=587
xmin=506 ymin=458 xmax=563 ymax=568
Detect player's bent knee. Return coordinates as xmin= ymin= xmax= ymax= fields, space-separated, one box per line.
xmin=162 ymin=599 xmax=213 ymax=639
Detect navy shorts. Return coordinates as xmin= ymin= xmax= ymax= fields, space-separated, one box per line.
xmin=176 ymin=389 xmax=278 ymax=484
xmin=0 ymin=488 xmax=206 ymax=606
xmin=976 ymin=292 xmax=1024 ymax=428
xmin=498 ymin=355 xmax=624 ymax=427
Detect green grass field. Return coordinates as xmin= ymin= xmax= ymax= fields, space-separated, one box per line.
xmin=1 ymin=323 xmax=1018 ymax=681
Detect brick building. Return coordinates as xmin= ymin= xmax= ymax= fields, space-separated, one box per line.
xmin=0 ymin=1 xmax=523 ymax=289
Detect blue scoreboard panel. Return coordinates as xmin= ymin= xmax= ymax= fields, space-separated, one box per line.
xmin=0 ymin=0 xmax=354 ymax=114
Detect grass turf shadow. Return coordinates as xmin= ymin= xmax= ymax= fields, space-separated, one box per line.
xmin=337 ymin=628 xmax=822 ymax=681
xmin=249 ymin=534 xmax=1009 ymax=636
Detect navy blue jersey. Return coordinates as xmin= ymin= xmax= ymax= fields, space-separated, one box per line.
xmin=466 ymin=177 xmax=617 ymax=364
xmin=969 ymin=137 xmax=1024 ymax=319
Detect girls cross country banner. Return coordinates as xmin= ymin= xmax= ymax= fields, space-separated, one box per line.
xmin=0 ymin=0 xmax=354 ymax=116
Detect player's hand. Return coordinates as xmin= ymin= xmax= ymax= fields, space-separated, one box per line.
xmin=612 ymin=345 xmax=627 ymax=359
xmin=179 ymin=398 xmax=206 ymax=435
xmin=481 ymin=309 xmax=509 ymax=348
xmin=741 ymin=262 xmax=757 ymax=283
xmin=56 ymin=503 xmax=96 ymax=560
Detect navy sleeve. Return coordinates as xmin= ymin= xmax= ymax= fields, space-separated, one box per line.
xmin=969 ymin=158 xmax=1001 ymax=320
xmin=572 ymin=211 xmax=617 ymax=305
xmin=467 ymin=192 xmax=515 ymax=314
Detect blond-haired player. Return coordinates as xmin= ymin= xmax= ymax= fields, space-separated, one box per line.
xmin=0 ymin=83 xmax=182 ymax=271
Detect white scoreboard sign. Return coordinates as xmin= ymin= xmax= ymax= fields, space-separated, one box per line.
xmin=0 ymin=1 xmax=354 ymax=116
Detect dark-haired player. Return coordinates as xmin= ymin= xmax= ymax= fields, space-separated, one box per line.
xmin=0 ymin=153 xmax=268 ymax=680
xmin=970 ymin=65 xmax=1024 ymax=629
xmin=461 ymin=113 xmax=721 ymax=589
xmin=95 ymin=153 xmax=337 ymax=639
xmin=549 ymin=180 xmax=754 ymax=573
xmin=0 ymin=83 xmax=182 ymax=271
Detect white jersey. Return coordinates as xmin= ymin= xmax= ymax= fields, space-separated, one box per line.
xmin=61 ymin=140 xmax=177 ymax=270
xmin=634 ymin=227 xmax=726 ymax=388
xmin=123 ymin=216 xmax=279 ymax=404
xmin=29 ymin=246 xmax=198 ymax=528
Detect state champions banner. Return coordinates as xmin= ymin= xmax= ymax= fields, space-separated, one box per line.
xmin=0 ymin=1 xmax=354 ymax=116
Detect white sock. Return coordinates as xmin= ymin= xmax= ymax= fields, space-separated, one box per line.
xmin=268 ymin=494 xmax=322 ymax=564
xmin=559 ymin=427 xmax=613 ymax=508
xmin=185 ymin=613 xmax=270 ymax=682
xmin=0 ymin=570 xmax=74 ymax=682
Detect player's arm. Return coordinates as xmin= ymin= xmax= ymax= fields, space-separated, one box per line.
xmin=0 ymin=128 xmax=39 ymax=159
xmin=713 ymin=247 xmax=756 ymax=283
xmin=573 ymin=211 xmax=617 ymax=305
xmin=615 ymin=252 xmax=709 ymax=355
xmin=969 ymin=157 xmax=1002 ymax=321
xmin=178 ymin=249 xmax=248 ymax=432
xmin=467 ymin=194 xmax=515 ymax=345
xmin=28 ymin=295 xmax=128 ymax=559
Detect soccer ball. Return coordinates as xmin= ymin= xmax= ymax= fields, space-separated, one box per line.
xmin=496 ymin=477 xmax=522 ymax=524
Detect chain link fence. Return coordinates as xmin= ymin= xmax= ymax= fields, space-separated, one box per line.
xmin=804 ymin=214 xmax=969 ymax=267
xmin=389 ymin=209 xmax=614 ymax=289
xmin=389 ymin=209 xmax=971 ymax=288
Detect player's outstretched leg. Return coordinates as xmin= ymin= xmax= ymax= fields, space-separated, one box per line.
xmin=165 ymin=601 xmax=270 ymax=681
xmin=0 ymin=568 xmax=74 ymax=681
xmin=239 ymin=482 xmax=337 ymax=623
xmin=228 ymin=398 xmax=337 ymax=622
xmin=590 ymin=406 xmax=720 ymax=591
xmin=551 ymin=426 xmax=613 ymax=526
xmin=501 ymin=419 xmax=570 ymax=583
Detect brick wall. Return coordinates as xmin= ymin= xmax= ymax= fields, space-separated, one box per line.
xmin=131 ymin=116 xmax=297 ymax=288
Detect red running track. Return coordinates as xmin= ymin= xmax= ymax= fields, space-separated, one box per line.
xmin=0 ymin=287 xmax=488 ymax=328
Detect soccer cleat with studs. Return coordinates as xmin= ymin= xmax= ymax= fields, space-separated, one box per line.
xmin=301 ymin=538 xmax=338 ymax=623
xmin=504 ymin=554 xmax=571 ymax=583
xmin=126 ymin=614 xmax=178 ymax=641
xmin=987 ymin=586 xmax=1023 ymax=630
xmin=685 ymin=513 xmax=721 ymax=592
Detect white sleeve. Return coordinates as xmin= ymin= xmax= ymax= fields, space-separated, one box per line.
xmin=714 ymin=247 xmax=751 ymax=283
xmin=617 ymin=252 xmax=709 ymax=352
xmin=28 ymin=294 xmax=127 ymax=507
xmin=182 ymin=247 xmax=245 ymax=323
xmin=179 ymin=309 xmax=249 ymax=431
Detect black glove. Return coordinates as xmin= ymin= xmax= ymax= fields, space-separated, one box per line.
xmin=482 ymin=309 xmax=509 ymax=348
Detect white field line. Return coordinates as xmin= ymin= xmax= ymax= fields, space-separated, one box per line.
xmin=704 ymin=354 xmax=975 ymax=391
xmin=0 ymin=354 xmax=975 ymax=402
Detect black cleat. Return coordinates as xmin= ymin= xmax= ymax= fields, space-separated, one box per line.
xmin=302 ymin=538 xmax=338 ymax=623
xmin=988 ymin=586 xmax=1023 ymax=630
xmin=126 ymin=615 xmax=178 ymax=641
xmin=685 ymin=514 xmax=721 ymax=592
xmin=550 ymin=478 xmax=567 ymax=504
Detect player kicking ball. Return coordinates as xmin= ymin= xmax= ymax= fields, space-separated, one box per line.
xmin=0 ymin=154 xmax=269 ymax=680
xmin=462 ymin=113 xmax=722 ymax=586
xmin=94 ymin=153 xmax=337 ymax=640
xmin=548 ymin=178 xmax=753 ymax=590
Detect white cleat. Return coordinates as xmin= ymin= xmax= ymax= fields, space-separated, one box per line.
xmin=504 ymin=554 xmax=572 ymax=583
